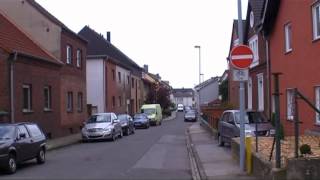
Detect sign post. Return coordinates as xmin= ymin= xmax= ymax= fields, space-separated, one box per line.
xmin=231 ymin=2 xmax=254 ymax=170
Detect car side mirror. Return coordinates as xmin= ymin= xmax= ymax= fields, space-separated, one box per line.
xmin=19 ymin=133 xmax=26 ymax=139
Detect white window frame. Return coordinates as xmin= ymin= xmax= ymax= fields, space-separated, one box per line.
xmin=287 ymin=89 xmax=294 ymax=120
xmin=66 ymin=45 xmax=72 ymax=64
xmin=44 ymin=86 xmax=51 ymax=111
xmin=67 ymin=92 xmax=73 ymax=112
xmin=22 ymin=84 xmax=32 ymax=112
xmin=284 ymin=23 xmax=292 ymax=53
xmin=312 ymin=3 xmax=320 ymax=40
xmin=249 ymin=35 xmax=259 ymax=68
xmin=76 ymin=49 xmax=81 ymax=67
xmin=257 ymin=73 xmax=264 ymax=111
xmin=247 ymin=77 xmax=253 ymax=110
xmin=315 ymin=87 xmax=320 ymax=124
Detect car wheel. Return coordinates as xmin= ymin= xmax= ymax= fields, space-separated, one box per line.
xmin=119 ymin=130 xmax=123 ymax=138
xmin=6 ymin=153 xmax=17 ymax=174
xmin=126 ymin=128 xmax=130 ymax=136
xmin=218 ymin=135 xmax=224 ymax=147
xmin=36 ymin=148 xmax=46 ymax=164
xmin=132 ymin=127 xmax=135 ymax=134
xmin=111 ymin=131 xmax=117 ymax=141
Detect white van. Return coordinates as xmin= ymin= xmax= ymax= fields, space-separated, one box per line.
xmin=177 ymin=104 xmax=184 ymax=112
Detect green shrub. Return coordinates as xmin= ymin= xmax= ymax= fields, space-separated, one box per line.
xmin=300 ymin=144 xmax=312 ymax=155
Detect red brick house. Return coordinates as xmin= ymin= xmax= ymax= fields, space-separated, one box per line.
xmin=0 ymin=0 xmax=88 ymax=138
xmin=263 ymin=0 xmax=320 ymax=135
xmin=0 ymin=12 xmax=63 ymax=138
xmin=244 ymin=0 xmax=270 ymax=118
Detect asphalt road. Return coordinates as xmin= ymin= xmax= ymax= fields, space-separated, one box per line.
xmin=1 ymin=112 xmax=193 ymax=179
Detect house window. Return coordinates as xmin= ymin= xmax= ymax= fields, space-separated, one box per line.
xmin=249 ymin=35 xmax=259 ymax=67
xmin=132 ymin=78 xmax=134 ymax=88
xmin=315 ymin=87 xmax=320 ymax=124
xmin=67 ymin=92 xmax=73 ymax=112
xmin=118 ymin=72 xmax=121 ymax=83
xmin=312 ymin=3 xmax=320 ymax=40
xmin=287 ymin=89 xmax=294 ymax=120
xmin=22 ymin=84 xmax=32 ymax=112
xmin=127 ymin=75 xmax=130 ymax=85
xmin=119 ymin=96 xmax=122 ymax=107
xmin=44 ymin=86 xmax=51 ymax=111
xmin=257 ymin=74 xmax=264 ymax=111
xmin=112 ymin=96 xmax=115 ymax=108
xmin=112 ymin=69 xmax=115 ymax=81
xmin=284 ymin=23 xmax=292 ymax=52
xmin=66 ymin=45 xmax=72 ymax=64
xmin=77 ymin=92 xmax=83 ymax=112
xmin=76 ymin=49 xmax=82 ymax=67
xmin=247 ymin=77 xmax=252 ymax=109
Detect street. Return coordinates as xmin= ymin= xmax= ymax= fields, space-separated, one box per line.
xmin=1 ymin=113 xmax=192 ymax=179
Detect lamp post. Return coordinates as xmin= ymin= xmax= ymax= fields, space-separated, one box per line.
xmin=195 ymin=45 xmax=202 ymax=116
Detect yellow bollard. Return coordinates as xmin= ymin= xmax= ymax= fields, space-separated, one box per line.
xmin=245 ymin=136 xmax=252 ymax=174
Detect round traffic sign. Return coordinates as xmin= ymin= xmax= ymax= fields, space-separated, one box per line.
xmin=230 ymin=45 xmax=253 ymax=69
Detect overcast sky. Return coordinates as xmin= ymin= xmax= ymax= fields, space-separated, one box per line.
xmin=37 ymin=0 xmax=248 ymax=88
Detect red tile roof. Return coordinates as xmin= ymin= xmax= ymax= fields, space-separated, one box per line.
xmin=0 ymin=12 xmax=62 ymax=65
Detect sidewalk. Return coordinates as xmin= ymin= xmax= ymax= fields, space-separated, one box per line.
xmin=187 ymin=122 xmax=258 ymax=180
xmin=46 ymin=111 xmax=177 ymax=151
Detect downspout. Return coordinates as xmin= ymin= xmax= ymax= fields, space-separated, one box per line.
xmin=10 ymin=51 xmax=18 ymax=123
xmin=266 ymin=37 xmax=272 ymax=119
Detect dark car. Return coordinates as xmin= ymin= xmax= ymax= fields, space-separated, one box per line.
xmin=184 ymin=111 xmax=197 ymax=122
xmin=133 ymin=114 xmax=150 ymax=129
xmin=0 ymin=123 xmax=46 ymax=174
xmin=217 ymin=110 xmax=274 ymax=146
xmin=118 ymin=114 xmax=135 ymax=136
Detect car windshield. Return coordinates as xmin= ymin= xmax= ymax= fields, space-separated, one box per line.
xmin=134 ymin=114 xmax=146 ymax=119
xmin=247 ymin=112 xmax=268 ymax=123
xmin=118 ymin=115 xmax=127 ymax=121
xmin=186 ymin=112 xmax=195 ymax=116
xmin=141 ymin=109 xmax=155 ymax=115
xmin=0 ymin=126 xmax=15 ymax=140
xmin=87 ymin=114 xmax=111 ymax=123
xmin=234 ymin=112 xmax=250 ymax=124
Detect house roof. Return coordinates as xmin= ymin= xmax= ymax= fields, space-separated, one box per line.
xmin=78 ymin=26 xmax=142 ymax=71
xmin=262 ymin=0 xmax=281 ymax=37
xmin=28 ymin=0 xmax=87 ymax=43
xmin=172 ymin=88 xmax=194 ymax=98
xmin=194 ymin=76 xmax=220 ymax=90
xmin=0 ymin=12 xmax=61 ymax=65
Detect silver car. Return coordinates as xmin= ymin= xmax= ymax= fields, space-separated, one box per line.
xmin=217 ymin=110 xmax=274 ymax=146
xmin=82 ymin=113 xmax=123 ymax=142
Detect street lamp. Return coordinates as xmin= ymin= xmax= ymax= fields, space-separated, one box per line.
xmin=194 ymin=45 xmax=202 ymax=116
xmin=194 ymin=45 xmax=201 ymax=84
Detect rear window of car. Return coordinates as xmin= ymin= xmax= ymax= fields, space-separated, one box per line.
xmin=25 ymin=124 xmax=43 ymax=137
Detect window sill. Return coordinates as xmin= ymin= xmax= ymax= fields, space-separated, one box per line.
xmin=284 ymin=49 xmax=292 ymax=55
xmin=250 ymin=61 xmax=259 ymax=68
xmin=44 ymin=108 xmax=52 ymax=112
xmin=312 ymin=37 xmax=320 ymax=43
xmin=67 ymin=110 xmax=73 ymax=113
xmin=77 ymin=110 xmax=83 ymax=113
xmin=22 ymin=110 xmax=34 ymax=114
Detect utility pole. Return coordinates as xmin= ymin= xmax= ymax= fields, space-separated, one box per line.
xmin=195 ymin=45 xmax=201 ymax=114
xmin=237 ymin=0 xmax=246 ymax=172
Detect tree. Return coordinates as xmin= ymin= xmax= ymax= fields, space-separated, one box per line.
xmin=219 ymin=80 xmax=228 ymax=102
xmin=145 ymin=83 xmax=171 ymax=111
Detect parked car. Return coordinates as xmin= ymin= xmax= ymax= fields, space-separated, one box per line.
xmin=82 ymin=113 xmax=123 ymax=142
xmin=141 ymin=104 xmax=162 ymax=126
xmin=184 ymin=111 xmax=197 ymax=122
xmin=0 ymin=123 xmax=46 ymax=174
xmin=177 ymin=104 xmax=184 ymax=112
xmin=133 ymin=113 xmax=150 ymax=129
xmin=118 ymin=114 xmax=135 ymax=136
xmin=217 ymin=110 xmax=274 ymax=146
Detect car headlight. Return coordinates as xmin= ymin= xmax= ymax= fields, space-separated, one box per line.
xmin=122 ymin=122 xmax=128 ymax=126
xmin=103 ymin=128 xmax=112 ymax=132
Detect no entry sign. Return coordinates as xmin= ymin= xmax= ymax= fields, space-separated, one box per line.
xmin=230 ymin=45 xmax=253 ymax=69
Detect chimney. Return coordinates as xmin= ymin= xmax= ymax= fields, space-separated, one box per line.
xmin=143 ymin=64 xmax=148 ymax=72
xmin=106 ymin=31 xmax=111 ymax=42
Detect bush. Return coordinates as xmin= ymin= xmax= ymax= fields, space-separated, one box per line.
xmin=300 ymin=144 xmax=312 ymax=155
xmin=162 ymin=108 xmax=172 ymax=117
